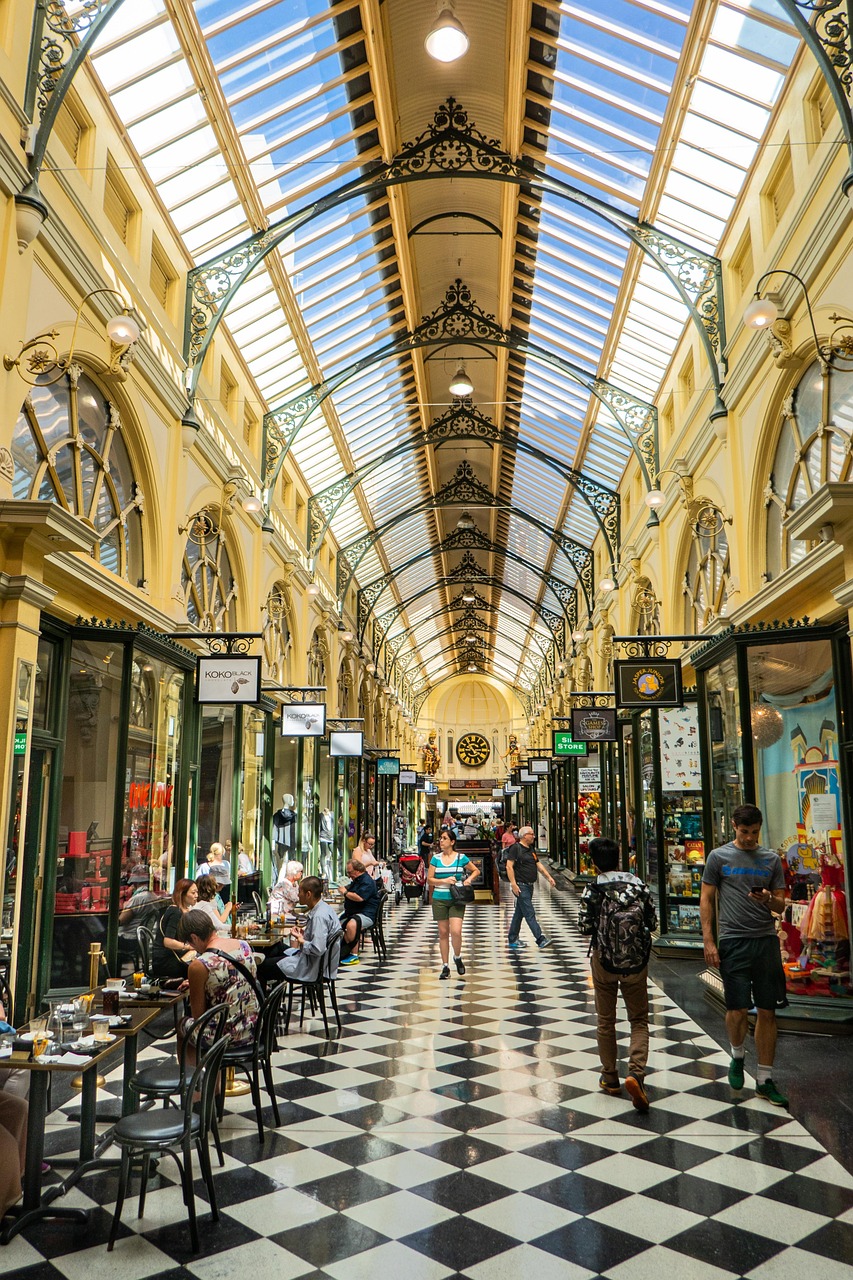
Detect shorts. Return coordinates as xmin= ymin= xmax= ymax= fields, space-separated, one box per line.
xmin=431 ymin=899 xmax=466 ymax=921
xmin=718 ymin=934 xmax=787 ymax=1011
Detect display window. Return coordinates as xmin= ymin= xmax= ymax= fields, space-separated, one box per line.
xmin=659 ymin=703 xmax=705 ymax=940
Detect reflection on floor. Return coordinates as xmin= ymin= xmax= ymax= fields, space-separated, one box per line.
xmin=7 ymin=881 xmax=853 ymax=1279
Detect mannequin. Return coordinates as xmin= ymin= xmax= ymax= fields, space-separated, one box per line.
xmin=272 ymin=793 xmax=296 ymax=871
xmin=319 ymin=807 xmax=333 ymax=857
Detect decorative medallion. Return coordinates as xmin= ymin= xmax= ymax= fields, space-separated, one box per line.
xmin=456 ymin=732 xmax=490 ymax=768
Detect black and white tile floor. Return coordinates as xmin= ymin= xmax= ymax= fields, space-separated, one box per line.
xmin=6 ymin=884 xmax=853 ymax=1279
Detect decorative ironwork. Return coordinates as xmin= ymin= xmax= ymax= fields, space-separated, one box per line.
xmin=23 ymin=0 xmax=129 ymax=184
xmin=612 ymin=634 xmax=696 ymax=660
xmin=571 ymin=693 xmax=614 ymax=708
xmin=186 ymin=97 xmax=725 ymax=421
xmin=202 ymin=633 xmax=259 ymax=656
xmin=687 ymin=617 xmax=815 ymax=665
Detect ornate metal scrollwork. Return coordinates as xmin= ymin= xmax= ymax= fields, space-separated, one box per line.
xmin=592 ymin=379 xmax=658 ymax=488
xmin=204 ymin=633 xmax=256 ymax=656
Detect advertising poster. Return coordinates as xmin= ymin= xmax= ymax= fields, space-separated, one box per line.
xmin=659 ymin=704 xmax=701 ymax=791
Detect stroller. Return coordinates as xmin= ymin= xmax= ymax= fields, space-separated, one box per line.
xmin=398 ymin=852 xmax=427 ymax=904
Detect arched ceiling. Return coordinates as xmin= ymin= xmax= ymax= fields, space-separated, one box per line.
xmin=87 ymin=0 xmax=801 ymax=709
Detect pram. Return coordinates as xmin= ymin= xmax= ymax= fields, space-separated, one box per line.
xmin=398 ymin=852 xmax=427 ymax=903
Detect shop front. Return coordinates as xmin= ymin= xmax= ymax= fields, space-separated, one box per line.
xmin=694 ymin=621 xmax=853 ymax=1024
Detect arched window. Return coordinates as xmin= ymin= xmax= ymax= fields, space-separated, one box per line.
xmin=263 ymin=582 xmax=292 ymax=682
xmin=11 ymin=367 xmax=144 ymax=582
xmin=308 ymin=630 xmax=327 ymax=687
xmin=765 ymin=359 xmax=853 ymax=579
xmin=683 ymin=523 xmax=731 ymax=633
xmin=181 ymin=513 xmax=237 ymax=631
xmin=337 ymin=661 xmax=352 ymax=717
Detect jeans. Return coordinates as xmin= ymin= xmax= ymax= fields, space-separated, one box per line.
xmin=508 ymin=883 xmax=542 ymax=943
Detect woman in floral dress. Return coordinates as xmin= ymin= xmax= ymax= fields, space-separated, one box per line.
xmin=177 ymin=908 xmax=261 ymax=1050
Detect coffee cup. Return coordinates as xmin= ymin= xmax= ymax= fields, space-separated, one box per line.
xmin=105 ymin=978 xmax=125 ymax=990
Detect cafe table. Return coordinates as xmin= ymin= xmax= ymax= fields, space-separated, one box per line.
xmin=0 ymin=987 xmax=184 ymax=1245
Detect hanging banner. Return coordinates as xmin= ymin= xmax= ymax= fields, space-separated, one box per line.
xmin=614 ymin=658 xmax=683 ymax=709
xmin=552 ymin=730 xmax=587 ymax=757
xmin=280 ymin=701 xmax=326 ymax=737
xmin=196 ymin=655 xmax=261 ymax=704
xmin=571 ymin=706 xmax=617 ymax=742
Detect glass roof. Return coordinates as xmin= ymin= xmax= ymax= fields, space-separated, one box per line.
xmin=84 ymin=0 xmax=802 ymax=699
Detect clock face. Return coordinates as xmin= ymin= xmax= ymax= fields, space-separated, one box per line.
xmin=456 ymin=732 xmax=491 ymax=768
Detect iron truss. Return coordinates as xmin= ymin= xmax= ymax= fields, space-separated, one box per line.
xmin=307 ymin=388 xmax=621 ymax=570
xmin=337 ymin=461 xmax=594 ymax=609
xmin=183 ymin=98 xmax=728 ymax=420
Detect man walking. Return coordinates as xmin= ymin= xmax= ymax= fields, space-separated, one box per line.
xmin=506 ymin=826 xmax=556 ymax=950
xmin=578 ymin=837 xmax=656 ymax=1111
xmin=700 ymin=804 xmax=789 ymax=1107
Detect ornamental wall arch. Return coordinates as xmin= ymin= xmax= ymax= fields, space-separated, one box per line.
xmin=9 ymin=353 xmax=159 ymax=594
xmin=179 ymin=483 xmax=247 ymax=632
xmin=336 ymin=652 xmax=355 ymax=718
xmin=262 ymin=579 xmax=294 ymax=684
xmin=669 ymin=483 xmax=732 ymax=635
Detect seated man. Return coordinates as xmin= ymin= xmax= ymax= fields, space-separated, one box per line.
xmin=258 ymin=876 xmax=339 ymax=986
xmin=338 ymin=858 xmax=379 ymax=967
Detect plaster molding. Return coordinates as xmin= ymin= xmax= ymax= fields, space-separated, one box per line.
xmin=0 ymin=500 xmax=97 ymax=554
xmin=727 ymin=541 xmax=843 ymax=624
xmin=0 ymin=572 xmax=56 ymax=610
xmin=44 ymin=551 xmax=179 ymax=631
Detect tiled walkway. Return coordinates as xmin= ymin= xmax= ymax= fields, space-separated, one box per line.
xmin=6 ymin=884 xmax=853 ymax=1279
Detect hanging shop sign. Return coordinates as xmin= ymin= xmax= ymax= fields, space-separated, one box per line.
xmin=377 ymin=756 xmax=400 ymax=776
xmin=280 ymin=701 xmax=326 ymax=737
xmin=399 ymin=769 xmax=417 ymax=786
xmin=552 ymin=730 xmax=587 ymax=757
xmin=329 ymin=730 xmax=363 ymax=757
xmin=415 ymin=772 xmax=427 ymax=790
xmin=527 ymin=758 xmax=550 ymax=775
xmin=492 ymin=788 xmax=504 ymax=798
xmin=13 ymin=730 xmax=27 ymax=755
xmin=614 ymin=658 xmax=683 ymax=709
xmin=196 ymin=654 xmax=261 ymax=704
xmin=519 ymin=770 xmax=538 ymax=785
xmin=503 ymin=783 xmax=521 ymax=795
xmin=578 ymin=767 xmax=601 ymax=794
xmin=571 ymin=707 xmax=617 ymax=742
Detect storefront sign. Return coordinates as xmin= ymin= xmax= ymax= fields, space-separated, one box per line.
xmin=128 ymin=781 xmax=173 ymax=809
xmin=329 ymin=730 xmax=363 ymax=757
xmin=280 ymin=701 xmax=326 ymax=737
xmin=399 ymin=769 xmax=417 ymax=785
xmin=377 ymin=756 xmax=400 ymax=776
xmin=578 ymin=767 xmax=601 ymax=794
xmin=615 ymin=658 xmax=683 ymax=708
xmin=571 ymin=707 xmax=617 ymax=742
xmin=504 ymin=783 xmax=521 ymax=795
xmin=197 ymin=655 xmax=261 ymax=704
xmin=492 ymin=788 xmax=504 ymax=798
xmin=13 ymin=731 xmax=27 ymax=755
xmin=552 ymin=730 xmax=587 ymax=757
xmin=519 ymin=770 xmax=538 ymax=784
xmin=527 ymin=758 xmax=550 ymax=775
xmin=415 ymin=772 xmax=427 ymax=789
xmin=449 ymin=778 xmax=498 ymax=790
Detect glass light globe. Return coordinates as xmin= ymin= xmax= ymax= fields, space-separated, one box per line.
xmin=241 ymin=493 xmax=263 ymax=514
xmin=306 ymin=582 xmax=320 ymax=596
xmin=743 ymin=295 xmax=777 ymax=329
xmin=599 ymin=575 xmax=616 ymax=593
xmin=106 ymin=312 xmax=141 ymax=345
xmin=425 ymin=7 xmax=469 ymax=61
xmin=644 ymin=488 xmax=665 ymax=509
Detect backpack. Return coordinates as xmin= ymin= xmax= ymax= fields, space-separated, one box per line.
xmin=591 ymin=882 xmax=654 ymax=975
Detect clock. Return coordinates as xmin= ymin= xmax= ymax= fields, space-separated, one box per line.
xmin=456 ymin=732 xmax=491 ymax=768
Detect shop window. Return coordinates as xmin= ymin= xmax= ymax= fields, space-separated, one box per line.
xmin=11 ymin=369 xmax=145 ymax=583
xmin=764 ymin=360 xmax=853 ymax=579
xmin=683 ymin=523 xmax=731 ymax=633
xmin=308 ymin=629 xmax=327 ymax=686
xmin=181 ymin=514 xmax=237 ymax=631
xmin=263 ymin=582 xmax=292 ymax=682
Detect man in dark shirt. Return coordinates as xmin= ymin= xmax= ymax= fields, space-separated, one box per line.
xmin=339 ymin=858 xmax=379 ymax=966
xmin=506 ymin=826 xmax=556 ymax=950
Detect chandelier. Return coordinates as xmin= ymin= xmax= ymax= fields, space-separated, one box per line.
xmin=750 ymin=699 xmax=783 ymax=750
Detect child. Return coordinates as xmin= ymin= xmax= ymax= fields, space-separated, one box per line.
xmin=577 ymin=836 xmax=657 ymax=1111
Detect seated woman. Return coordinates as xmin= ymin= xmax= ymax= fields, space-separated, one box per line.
xmin=176 ymin=909 xmax=261 ymax=1051
xmin=195 ymin=842 xmax=233 ymax=902
xmin=150 ymin=878 xmax=199 ymax=980
xmin=268 ymin=860 xmax=303 ymax=914
xmin=195 ymin=875 xmax=232 ymax=937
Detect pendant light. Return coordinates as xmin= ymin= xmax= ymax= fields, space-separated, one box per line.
xmin=448 ymin=364 xmax=474 ymax=397
xmin=425 ymin=3 xmax=469 ymax=62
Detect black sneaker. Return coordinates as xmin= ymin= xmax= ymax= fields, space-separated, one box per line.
xmin=625 ymin=1075 xmax=650 ymax=1112
xmin=439 ymin=965 xmax=450 ymax=980
xmin=454 ymin=955 xmax=465 ymax=975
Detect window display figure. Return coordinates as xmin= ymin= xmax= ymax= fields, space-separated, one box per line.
xmin=422 ymin=731 xmax=440 ymax=776
xmin=319 ymin=808 xmax=334 ymax=877
xmin=273 ymin=793 xmax=296 ymax=872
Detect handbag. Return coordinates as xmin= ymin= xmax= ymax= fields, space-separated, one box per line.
xmin=448 ymin=856 xmax=475 ymax=905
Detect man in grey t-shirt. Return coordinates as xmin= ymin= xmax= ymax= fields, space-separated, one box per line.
xmin=700 ymin=804 xmax=788 ymax=1108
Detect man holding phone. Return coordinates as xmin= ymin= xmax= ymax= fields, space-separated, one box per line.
xmin=700 ymin=804 xmax=788 ymax=1107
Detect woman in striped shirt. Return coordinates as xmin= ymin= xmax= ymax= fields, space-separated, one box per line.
xmin=428 ymin=828 xmax=480 ymax=978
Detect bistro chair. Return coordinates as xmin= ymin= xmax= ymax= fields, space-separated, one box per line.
xmin=281 ymin=931 xmax=342 ymax=1039
xmin=136 ymin=925 xmax=154 ymax=972
xmin=252 ymin=890 xmax=264 ymax=919
xmin=218 ymin=979 xmax=286 ymax=1144
xmin=107 ymin=1022 xmax=230 ymax=1253
xmin=360 ymin=890 xmax=388 ymax=963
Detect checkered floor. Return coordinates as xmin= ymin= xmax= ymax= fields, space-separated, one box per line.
xmin=6 ymin=883 xmax=853 ymax=1280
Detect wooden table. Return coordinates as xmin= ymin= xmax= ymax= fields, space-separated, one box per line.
xmin=0 ymin=988 xmax=184 ymax=1245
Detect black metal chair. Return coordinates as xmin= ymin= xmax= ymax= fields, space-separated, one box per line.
xmin=218 ymin=980 xmax=286 ymax=1143
xmin=136 ymin=925 xmax=155 ymax=972
xmin=360 ymin=890 xmax=388 ymax=963
xmin=282 ymin=931 xmax=342 ymax=1039
xmin=107 ymin=1017 xmax=230 ymax=1252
